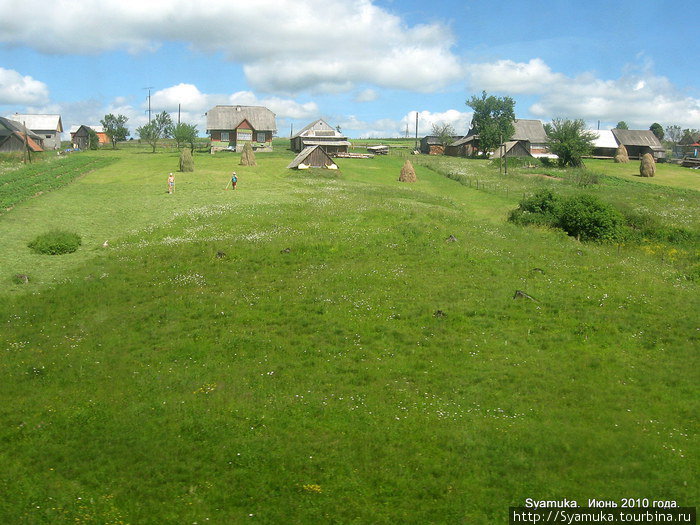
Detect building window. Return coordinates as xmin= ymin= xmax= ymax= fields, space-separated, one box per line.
xmin=46 ymin=135 xmax=51 ymax=139
xmin=257 ymin=132 xmax=266 ymax=142
xmin=220 ymin=131 xmax=229 ymax=142
xmin=237 ymin=130 xmax=252 ymax=142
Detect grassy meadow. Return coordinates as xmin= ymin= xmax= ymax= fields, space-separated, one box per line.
xmin=0 ymin=143 xmax=698 ymax=523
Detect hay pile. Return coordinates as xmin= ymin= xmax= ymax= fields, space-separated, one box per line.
xmin=639 ymin=153 xmax=656 ymax=177
xmin=398 ymin=160 xmax=417 ymax=182
xmin=179 ymin=148 xmax=194 ymax=172
xmin=240 ymin=142 xmax=257 ymax=166
xmin=614 ymin=144 xmax=629 ymax=163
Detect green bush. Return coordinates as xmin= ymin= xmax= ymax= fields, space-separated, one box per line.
xmin=557 ymin=194 xmax=622 ymax=242
xmin=28 ymin=230 xmax=82 ymax=255
xmin=508 ymin=189 xmax=561 ymax=227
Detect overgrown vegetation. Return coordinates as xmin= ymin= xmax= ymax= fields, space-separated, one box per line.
xmin=27 ymin=229 xmax=82 ymax=254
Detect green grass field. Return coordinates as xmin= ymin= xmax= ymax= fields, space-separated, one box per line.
xmin=0 ymin=145 xmax=697 ymax=523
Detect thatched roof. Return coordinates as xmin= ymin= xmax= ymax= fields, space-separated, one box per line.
xmin=611 ymin=129 xmax=664 ymax=151
xmin=206 ymin=105 xmax=276 ymax=132
xmin=511 ymin=119 xmax=547 ymax=143
xmin=5 ymin=113 xmax=63 ymax=132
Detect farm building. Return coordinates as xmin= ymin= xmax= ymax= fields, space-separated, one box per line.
xmin=420 ymin=135 xmax=461 ymax=155
xmin=589 ymin=130 xmax=619 ymax=158
xmin=445 ymin=134 xmax=478 ymax=157
xmin=206 ymin=105 xmax=276 ymax=153
xmin=287 ymin=145 xmax=338 ymax=169
xmin=491 ymin=140 xmax=533 ymax=158
xmin=69 ymin=125 xmax=109 ymax=149
xmin=611 ymin=129 xmax=665 ymax=161
xmin=69 ymin=125 xmax=109 ymax=148
xmin=510 ymin=119 xmax=549 ymax=155
xmin=5 ymin=113 xmax=63 ymax=150
xmin=291 ymin=119 xmax=350 ymax=154
xmin=0 ymin=117 xmax=44 ymax=153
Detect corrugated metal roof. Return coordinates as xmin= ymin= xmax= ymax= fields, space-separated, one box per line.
xmin=511 ymin=119 xmax=548 ymax=143
xmin=611 ymin=129 xmax=664 ymax=150
xmin=6 ymin=113 xmax=63 ymax=132
xmin=206 ymin=105 xmax=276 ymax=132
xmin=590 ymin=130 xmax=618 ymax=149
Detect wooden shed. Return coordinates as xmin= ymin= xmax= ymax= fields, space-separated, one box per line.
xmin=287 ymin=145 xmax=338 ymax=169
xmin=491 ymin=140 xmax=533 ymax=158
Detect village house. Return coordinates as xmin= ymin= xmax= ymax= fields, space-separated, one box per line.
xmin=445 ymin=119 xmax=549 ymax=158
xmin=291 ymin=119 xmax=350 ymax=154
xmin=206 ymin=105 xmax=276 ymax=153
xmin=5 ymin=113 xmax=63 ymax=150
xmin=69 ymin=125 xmax=110 ymax=149
xmin=611 ymin=129 xmax=666 ymax=161
xmin=0 ymin=117 xmax=44 ymax=153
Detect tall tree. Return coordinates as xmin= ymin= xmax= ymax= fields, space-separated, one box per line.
xmin=615 ymin=121 xmax=629 ymax=130
xmin=136 ymin=111 xmax=174 ymax=153
xmin=680 ymin=128 xmax=700 ymax=145
xmin=544 ymin=118 xmax=596 ymax=168
xmin=664 ymin=125 xmax=682 ymax=145
xmin=173 ymin=122 xmax=198 ymax=151
xmin=466 ymin=91 xmax=515 ymax=157
xmin=431 ymin=122 xmax=457 ymax=148
xmin=649 ymin=123 xmax=664 ymax=140
xmin=100 ymin=114 xmax=130 ymax=149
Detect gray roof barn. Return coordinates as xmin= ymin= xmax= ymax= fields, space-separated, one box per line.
xmin=511 ymin=119 xmax=548 ymax=144
xmin=206 ymin=105 xmax=276 ymax=133
xmin=611 ymin=129 xmax=665 ymax=159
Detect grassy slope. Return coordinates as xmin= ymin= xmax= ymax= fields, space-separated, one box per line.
xmin=0 ymin=149 xmax=697 ymax=523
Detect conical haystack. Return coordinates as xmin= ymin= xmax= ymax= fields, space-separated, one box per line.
xmin=179 ymin=148 xmax=194 ymax=172
xmin=398 ymin=159 xmax=417 ymax=182
xmin=639 ymin=153 xmax=656 ymax=177
xmin=239 ymin=142 xmax=257 ymax=166
xmin=614 ymin=144 xmax=629 ymax=163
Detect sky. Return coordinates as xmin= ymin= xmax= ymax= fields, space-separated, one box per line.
xmin=0 ymin=0 xmax=698 ymax=139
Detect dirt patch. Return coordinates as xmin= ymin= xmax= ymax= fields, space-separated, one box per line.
xmin=522 ymin=173 xmax=561 ymax=180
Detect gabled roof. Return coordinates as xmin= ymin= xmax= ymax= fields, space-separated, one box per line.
xmin=491 ymin=140 xmax=533 ymax=158
xmin=6 ymin=113 xmax=63 ymax=132
xmin=206 ymin=105 xmax=276 ymax=132
xmin=590 ymin=130 xmax=618 ymax=149
xmin=511 ymin=119 xmax=548 ymax=143
xmin=287 ymin=145 xmax=335 ymax=169
xmin=0 ymin=116 xmax=43 ymax=140
xmin=611 ymin=129 xmax=664 ymax=150
xmin=449 ymin=135 xmax=478 ymax=147
xmin=70 ymin=124 xmax=106 ymax=134
xmin=292 ymin=119 xmax=346 ymax=139
xmin=0 ymin=131 xmax=43 ymax=152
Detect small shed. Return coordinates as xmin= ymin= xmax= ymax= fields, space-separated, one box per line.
xmin=491 ymin=140 xmax=533 ymax=158
xmin=367 ymin=145 xmax=389 ymax=155
xmin=445 ymin=134 xmax=478 ymax=157
xmin=287 ymin=145 xmax=338 ymax=169
xmin=611 ymin=129 xmax=665 ymax=160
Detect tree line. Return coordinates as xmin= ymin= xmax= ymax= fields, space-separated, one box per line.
xmin=98 ymin=112 xmax=199 ymax=152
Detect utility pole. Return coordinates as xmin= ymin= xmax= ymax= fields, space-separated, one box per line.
xmin=178 ymin=103 xmax=181 ymax=125
xmin=414 ymin=111 xmax=419 ymax=151
xmin=144 ymin=87 xmax=154 ymax=123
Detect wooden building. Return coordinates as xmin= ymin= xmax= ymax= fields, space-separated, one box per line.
xmin=510 ymin=119 xmax=549 ymax=155
xmin=0 ymin=117 xmax=44 ymax=153
xmin=5 ymin=113 xmax=63 ymax=150
xmin=287 ymin=145 xmax=338 ymax=169
xmin=611 ymin=129 xmax=666 ymax=160
xmin=206 ymin=105 xmax=276 ymax=153
xmin=491 ymin=140 xmax=533 ymax=158
xmin=70 ymin=125 xmax=109 ymax=148
xmin=420 ymin=135 xmax=460 ymax=155
xmin=291 ymin=119 xmax=350 ymax=154
xmin=445 ymin=134 xmax=478 ymax=157
xmin=588 ymin=130 xmax=619 ymax=158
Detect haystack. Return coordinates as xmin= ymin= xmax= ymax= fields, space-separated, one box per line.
xmin=614 ymin=144 xmax=629 ymax=163
xmin=240 ymin=142 xmax=257 ymax=166
xmin=639 ymin=153 xmax=655 ymax=177
xmin=398 ymin=160 xmax=417 ymax=182
xmin=179 ymin=148 xmax=194 ymax=172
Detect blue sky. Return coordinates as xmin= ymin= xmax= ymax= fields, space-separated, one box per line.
xmin=0 ymin=0 xmax=698 ymax=138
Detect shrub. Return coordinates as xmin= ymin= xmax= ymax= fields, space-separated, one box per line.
xmin=28 ymin=230 xmax=82 ymax=255
xmin=179 ymin=148 xmax=194 ymax=172
xmin=557 ymin=194 xmax=622 ymax=242
xmin=507 ymin=189 xmax=561 ymax=227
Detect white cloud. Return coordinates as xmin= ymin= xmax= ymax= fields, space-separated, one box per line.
xmin=354 ymin=89 xmax=379 ymax=103
xmin=0 ymin=67 xmax=49 ymax=105
xmin=0 ymin=0 xmax=463 ymax=94
xmin=338 ymin=109 xmax=472 ymax=138
xmin=467 ymin=57 xmax=700 ymax=129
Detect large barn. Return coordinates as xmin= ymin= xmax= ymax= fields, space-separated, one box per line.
xmin=206 ymin=105 xmax=276 ymax=153
xmin=4 ymin=114 xmax=63 ymax=150
xmin=611 ymin=129 xmax=666 ymax=160
xmin=291 ymin=119 xmax=350 ymax=154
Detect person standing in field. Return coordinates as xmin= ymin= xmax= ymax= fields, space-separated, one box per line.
xmin=167 ymin=172 xmax=175 ymax=194
xmin=231 ymin=171 xmax=238 ymax=190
